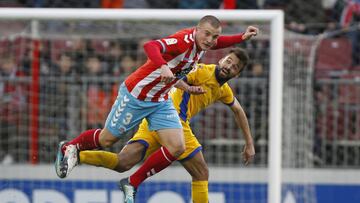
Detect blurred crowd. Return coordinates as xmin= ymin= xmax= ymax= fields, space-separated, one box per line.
xmin=0 ymin=0 xmax=358 ymax=65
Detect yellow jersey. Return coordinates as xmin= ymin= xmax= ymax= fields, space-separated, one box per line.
xmin=171 ymin=63 xmax=235 ymax=122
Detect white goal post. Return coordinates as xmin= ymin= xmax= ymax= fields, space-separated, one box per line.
xmin=0 ymin=8 xmax=284 ymax=203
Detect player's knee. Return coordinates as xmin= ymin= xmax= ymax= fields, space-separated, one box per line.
xmin=98 ymin=130 xmax=117 ymax=148
xmin=99 ymin=139 xmax=114 ymax=148
xmin=178 ymin=144 xmax=186 ymax=156
xmin=170 ymin=143 xmax=186 ymax=158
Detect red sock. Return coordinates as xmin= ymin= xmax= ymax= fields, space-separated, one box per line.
xmin=61 ymin=129 xmax=101 ymax=154
xmin=129 ymin=147 xmax=176 ymax=188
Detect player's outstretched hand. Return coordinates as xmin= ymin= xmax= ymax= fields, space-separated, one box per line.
xmin=242 ymin=26 xmax=259 ymax=41
xmin=187 ymin=86 xmax=206 ymax=95
xmin=242 ymin=143 xmax=255 ymax=165
xmin=160 ymin=64 xmax=175 ymax=84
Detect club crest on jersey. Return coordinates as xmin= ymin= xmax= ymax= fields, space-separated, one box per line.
xmin=174 ymin=66 xmax=193 ymax=78
xmin=164 ymin=38 xmax=177 ymax=45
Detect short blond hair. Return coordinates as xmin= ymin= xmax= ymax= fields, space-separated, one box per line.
xmin=198 ymin=15 xmax=221 ymax=28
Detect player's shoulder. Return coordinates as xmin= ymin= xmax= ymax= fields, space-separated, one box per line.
xmin=173 ymin=27 xmax=195 ymax=36
xmin=168 ymin=27 xmax=195 ymax=43
xmin=158 ymin=27 xmax=195 ymax=51
xmin=195 ymin=63 xmax=216 ymax=69
xmin=221 ymin=82 xmax=234 ymax=94
xmin=188 ymin=63 xmax=216 ymax=80
xmin=193 ymin=63 xmax=216 ymax=74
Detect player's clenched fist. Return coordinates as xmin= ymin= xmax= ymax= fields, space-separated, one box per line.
xmin=242 ymin=142 xmax=255 ymax=166
xmin=242 ymin=26 xmax=259 ymax=41
xmin=160 ymin=64 xmax=175 ymax=84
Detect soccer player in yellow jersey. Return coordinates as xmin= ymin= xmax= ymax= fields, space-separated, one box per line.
xmin=70 ymin=48 xmax=255 ymax=203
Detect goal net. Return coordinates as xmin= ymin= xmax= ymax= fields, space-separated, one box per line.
xmin=0 ymin=8 xmax=316 ymax=203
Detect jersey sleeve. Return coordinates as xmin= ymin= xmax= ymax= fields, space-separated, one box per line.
xmin=156 ymin=29 xmax=193 ymax=55
xmin=220 ymin=83 xmax=235 ymax=106
xmin=212 ymin=33 xmax=244 ymax=49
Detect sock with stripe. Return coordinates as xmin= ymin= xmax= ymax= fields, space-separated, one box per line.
xmin=129 ymin=146 xmax=176 ymax=188
xmin=192 ymin=181 xmax=209 ymax=203
xmin=61 ymin=129 xmax=101 ymax=154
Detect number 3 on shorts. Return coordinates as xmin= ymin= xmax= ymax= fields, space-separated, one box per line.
xmin=123 ymin=113 xmax=133 ymax=125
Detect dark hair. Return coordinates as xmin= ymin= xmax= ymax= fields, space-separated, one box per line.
xmin=198 ymin=15 xmax=221 ymax=28
xmin=229 ymin=47 xmax=249 ymax=73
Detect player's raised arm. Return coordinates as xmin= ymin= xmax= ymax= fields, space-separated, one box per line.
xmin=212 ymin=25 xmax=259 ymax=49
xmin=229 ymin=97 xmax=255 ymax=165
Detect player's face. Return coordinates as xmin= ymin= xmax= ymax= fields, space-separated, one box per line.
xmin=218 ymin=53 xmax=243 ymax=79
xmin=195 ymin=22 xmax=221 ymax=51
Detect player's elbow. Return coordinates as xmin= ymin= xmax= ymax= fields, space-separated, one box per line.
xmin=143 ymin=40 xmax=152 ymax=50
xmin=143 ymin=40 xmax=161 ymax=51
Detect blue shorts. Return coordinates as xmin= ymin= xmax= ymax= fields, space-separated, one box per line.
xmin=104 ymin=83 xmax=182 ymax=137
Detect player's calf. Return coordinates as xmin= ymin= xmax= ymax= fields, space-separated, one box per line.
xmin=116 ymin=142 xmax=145 ymax=172
xmin=182 ymin=152 xmax=209 ymax=203
xmin=182 ymin=152 xmax=209 ymax=181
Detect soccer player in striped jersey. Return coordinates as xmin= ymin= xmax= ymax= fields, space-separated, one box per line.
xmin=55 ymin=15 xmax=258 ymax=202
xmin=61 ymin=48 xmax=255 ymax=203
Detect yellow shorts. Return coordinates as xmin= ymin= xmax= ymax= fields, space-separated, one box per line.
xmin=128 ymin=119 xmax=202 ymax=161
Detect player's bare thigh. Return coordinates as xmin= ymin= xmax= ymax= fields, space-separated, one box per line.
xmin=157 ymin=128 xmax=185 ymax=157
xmin=181 ymin=151 xmax=209 ymax=181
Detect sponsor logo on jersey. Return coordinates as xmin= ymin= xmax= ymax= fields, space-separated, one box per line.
xmin=174 ymin=66 xmax=193 ymax=79
xmin=164 ymin=38 xmax=177 ymax=45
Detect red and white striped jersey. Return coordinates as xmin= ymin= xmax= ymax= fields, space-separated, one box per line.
xmin=125 ymin=28 xmax=205 ymax=102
